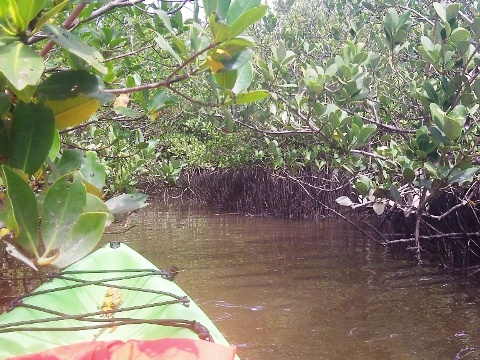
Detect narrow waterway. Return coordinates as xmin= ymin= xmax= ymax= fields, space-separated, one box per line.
xmin=104 ymin=199 xmax=480 ymax=359
xmin=1 ymin=199 xmax=480 ymax=359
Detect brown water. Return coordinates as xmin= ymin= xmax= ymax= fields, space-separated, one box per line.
xmin=2 ymin=199 xmax=480 ymax=359
xmin=103 ymin=200 xmax=480 ymax=360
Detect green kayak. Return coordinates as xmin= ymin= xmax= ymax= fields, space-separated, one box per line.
xmin=0 ymin=242 xmax=238 ymax=359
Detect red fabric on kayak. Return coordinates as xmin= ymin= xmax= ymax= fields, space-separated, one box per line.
xmin=7 ymin=338 xmax=236 ymax=360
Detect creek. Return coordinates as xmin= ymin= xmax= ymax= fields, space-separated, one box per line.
xmin=109 ymin=199 xmax=480 ymax=359
xmin=1 ymin=198 xmax=480 ymax=359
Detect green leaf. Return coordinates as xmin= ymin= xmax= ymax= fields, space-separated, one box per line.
xmin=0 ymin=166 xmax=39 ymax=255
xmin=447 ymin=28 xmax=470 ymax=44
xmin=17 ymin=0 xmax=47 ymax=27
xmin=0 ymin=41 xmax=44 ymax=92
xmin=433 ymin=2 xmax=447 ymax=23
xmin=9 ymin=101 xmax=55 ymax=174
xmin=112 ymin=106 xmax=142 ymax=118
xmin=424 ymin=161 xmax=440 ymax=177
xmin=222 ymin=49 xmax=254 ymax=72
xmin=403 ymin=167 xmax=415 ymax=183
xmin=229 ymin=5 xmax=268 ymax=38
xmin=50 ymin=211 xmax=108 ymax=268
xmin=230 ymin=89 xmax=270 ymax=104
xmin=215 ymin=70 xmax=237 ymax=90
xmin=226 ymin=0 xmax=260 ymax=24
xmin=104 ymin=193 xmax=148 ymax=215
xmin=31 ymin=0 xmax=68 ymax=34
xmin=0 ymin=120 xmax=8 ymax=161
xmin=384 ymin=8 xmax=399 ymax=38
xmin=147 ymin=90 xmax=167 ymax=112
xmin=424 ymin=81 xmax=439 ymax=103
xmin=209 ymin=14 xmax=233 ymax=42
xmin=56 ymin=149 xmax=85 ymax=175
xmin=43 ymin=24 xmax=107 ymax=74
xmin=85 ymin=193 xmax=112 ymax=226
xmin=80 ymin=151 xmax=105 ymax=190
xmin=231 ymin=62 xmax=253 ymax=94
xmin=48 ymin=130 xmax=60 ymax=161
xmin=41 ymin=172 xmax=86 ymax=253
xmin=448 ymin=167 xmax=479 ymax=184
xmin=0 ymin=92 xmax=11 ymax=117
xmin=35 ymin=70 xmax=101 ymax=100
xmin=443 ymin=116 xmax=462 ymax=141
xmin=429 ymin=126 xmax=448 ymax=145
xmin=154 ymin=33 xmax=181 ymax=64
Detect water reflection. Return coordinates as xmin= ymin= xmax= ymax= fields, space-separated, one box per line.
xmin=103 ymin=200 xmax=480 ymax=360
xmin=1 ymin=199 xmax=479 ymax=359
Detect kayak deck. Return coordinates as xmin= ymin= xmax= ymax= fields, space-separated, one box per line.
xmin=0 ymin=242 xmax=236 ymax=359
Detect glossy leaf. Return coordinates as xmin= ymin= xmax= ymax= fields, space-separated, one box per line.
xmin=45 ymin=96 xmax=99 ymax=129
xmin=50 ymin=211 xmax=108 ymax=268
xmin=0 ymin=166 xmax=39 ymax=255
xmin=0 ymin=42 xmax=44 ymax=92
xmin=231 ymin=62 xmax=253 ymax=94
xmin=36 ymin=70 xmax=101 ymax=100
xmin=230 ymin=89 xmax=270 ymax=104
xmin=43 ymin=24 xmax=107 ymax=74
xmin=226 ymin=0 xmax=260 ymax=24
xmin=9 ymin=101 xmax=55 ymax=174
xmin=31 ymin=0 xmax=68 ymax=34
xmin=41 ymin=172 xmax=86 ymax=253
xmin=229 ymin=5 xmax=267 ymax=38
xmin=17 ymin=0 xmax=47 ymax=27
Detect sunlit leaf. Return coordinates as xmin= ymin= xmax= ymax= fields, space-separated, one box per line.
xmin=229 ymin=5 xmax=267 ymax=38
xmin=17 ymin=0 xmax=47 ymax=27
xmin=335 ymin=196 xmax=354 ymax=207
xmin=45 ymin=96 xmax=99 ymax=129
xmin=114 ymin=93 xmax=129 ymax=108
xmin=231 ymin=62 xmax=253 ymax=94
xmin=0 ymin=166 xmax=39 ymax=255
xmin=31 ymin=0 xmax=68 ymax=34
xmin=43 ymin=24 xmax=107 ymax=74
xmin=229 ymin=89 xmax=270 ymax=104
xmin=226 ymin=0 xmax=260 ymax=24
xmin=50 ymin=211 xmax=108 ymax=268
xmin=4 ymin=242 xmax=38 ymax=271
xmin=10 ymin=101 xmax=55 ymax=174
xmin=104 ymin=193 xmax=148 ymax=215
xmin=85 ymin=193 xmax=113 ymax=225
xmin=0 ymin=41 xmax=44 ymax=92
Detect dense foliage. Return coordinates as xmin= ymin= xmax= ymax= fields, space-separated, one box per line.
xmin=0 ymin=0 xmax=267 ymax=268
xmin=2 ymin=0 xmax=480 ymax=268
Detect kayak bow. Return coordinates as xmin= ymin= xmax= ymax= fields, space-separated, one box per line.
xmin=0 ymin=242 xmax=237 ymax=360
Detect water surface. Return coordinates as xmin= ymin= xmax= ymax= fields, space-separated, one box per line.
xmin=104 ymin=200 xmax=480 ymax=360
